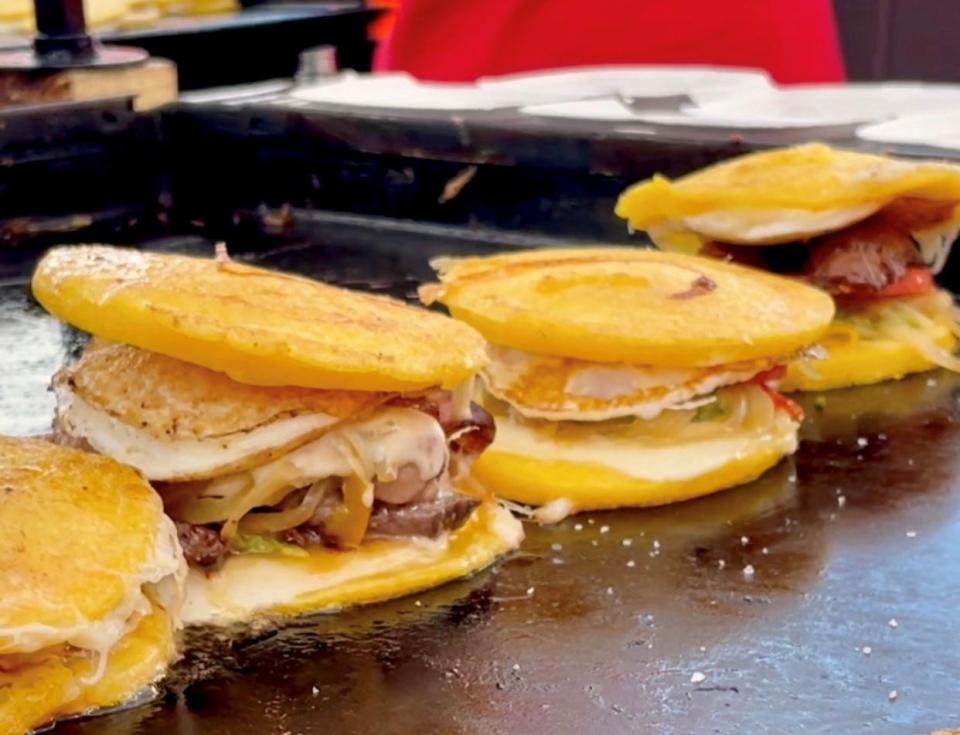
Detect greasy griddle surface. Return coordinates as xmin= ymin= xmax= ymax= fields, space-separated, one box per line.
xmin=3 ymin=239 xmax=960 ymax=734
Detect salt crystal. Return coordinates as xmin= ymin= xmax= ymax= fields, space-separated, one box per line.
xmin=837 ymin=495 xmax=846 ymax=508
xmin=862 ymin=646 xmax=872 ymax=656
xmin=550 ymin=543 xmax=563 ymax=551
xmin=761 ymin=547 xmax=770 ymax=555
xmin=740 ymin=536 xmax=749 ymax=546
xmin=690 ymin=672 xmax=706 ymax=684
xmin=606 ymin=587 xmax=614 ymax=595
xmin=512 ymin=663 xmax=520 ymax=672
xmin=652 ymin=539 xmax=661 ymax=550
xmin=626 ymin=560 xmax=636 ymax=568
xmin=718 ymin=560 xmax=726 ymax=569
xmin=415 ymin=600 xmax=422 ymax=607
xmin=889 ymin=618 xmax=899 ymax=629
xmin=906 ymin=531 xmax=917 ymax=538
xmin=856 ymin=437 xmax=868 ymax=448
xmin=552 ymin=557 xmax=564 ymax=565
xmin=622 ymin=539 xmax=633 ymax=547
xmin=574 ymin=523 xmax=583 ymax=531
xmin=888 ymin=689 xmax=898 ymax=702
xmin=600 ymin=525 xmax=610 ymax=534
xmin=526 ymin=586 xmax=535 ymax=596
xmin=743 ymin=564 xmax=755 ymax=578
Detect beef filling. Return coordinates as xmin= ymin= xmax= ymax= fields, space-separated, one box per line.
xmin=176 ymin=400 xmax=493 ymax=569
xmin=700 ymin=198 xmax=957 ymax=298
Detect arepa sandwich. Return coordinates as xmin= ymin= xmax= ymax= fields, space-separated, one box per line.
xmin=32 ymin=245 xmax=522 ymax=625
xmin=616 ymin=143 xmax=960 ymax=391
xmin=0 ymin=436 xmax=185 ymax=735
xmin=421 ymin=248 xmax=834 ymax=520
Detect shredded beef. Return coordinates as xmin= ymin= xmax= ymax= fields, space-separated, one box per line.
xmin=805 ymin=218 xmax=923 ymax=295
xmin=176 ymin=522 xmax=228 ymax=570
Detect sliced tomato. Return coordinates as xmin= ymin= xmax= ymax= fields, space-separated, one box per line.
xmin=863 ymin=267 xmax=935 ymax=299
xmin=752 ymin=364 xmax=786 ymax=384
xmin=758 ymin=382 xmax=805 ymax=422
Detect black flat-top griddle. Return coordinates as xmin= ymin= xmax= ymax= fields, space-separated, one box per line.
xmin=3 ymin=232 xmax=960 ymax=735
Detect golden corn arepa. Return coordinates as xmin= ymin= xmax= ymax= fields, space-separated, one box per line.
xmin=180 ymin=501 xmax=523 ymax=624
xmin=614 ymin=143 xmax=960 ymax=249
xmin=470 ymin=386 xmax=800 ymax=518
xmin=614 ymin=145 xmax=960 ymax=391
xmin=781 ymin=292 xmax=959 ymax=392
xmin=423 ymin=248 xmax=831 ymax=516
xmin=33 ymin=245 xmax=487 ymax=392
xmin=421 ymin=247 xmax=834 ymax=366
xmin=0 ymin=437 xmax=184 ymax=735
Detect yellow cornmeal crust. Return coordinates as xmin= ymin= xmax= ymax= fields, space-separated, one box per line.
xmin=782 ymin=320 xmax=956 ymax=392
xmin=60 ymin=342 xmax=392 ymax=440
xmin=615 ymin=143 xmax=960 ymax=230
xmin=422 ymin=247 xmax=833 ymax=367
xmin=0 ymin=437 xmax=164 ymax=651
xmin=33 ymin=245 xmax=487 ymax=391
xmin=470 ymin=427 xmax=796 ymax=513
xmin=181 ymin=502 xmax=524 ymax=624
xmin=0 ymin=605 xmax=174 ymax=735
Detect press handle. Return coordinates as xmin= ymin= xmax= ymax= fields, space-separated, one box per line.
xmin=33 ymin=0 xmax=96 ymax=62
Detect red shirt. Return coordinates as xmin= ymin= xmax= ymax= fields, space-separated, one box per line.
xmin=375 ymin=0 xmax=845 ymax=84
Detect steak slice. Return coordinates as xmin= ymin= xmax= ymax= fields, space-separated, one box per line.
xmin=176 ymin=521 xmax=228 ymax=570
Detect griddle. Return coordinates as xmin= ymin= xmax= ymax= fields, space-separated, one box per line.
xmin=3 ymin=229 xmax=960 ymax=734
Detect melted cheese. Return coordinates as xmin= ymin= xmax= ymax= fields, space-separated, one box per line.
xmin=55 ymin=384 xmax=338 ymax=481
xmin=491 ymin=410 xmax=797 ymax=482
xmin=0 ymin=513 xmax=184 ymax=674
xmin=246 ymin=407 xmax=448 ymax=491
xmin=180 ymin=502 xmax=523 ymax=624
xmin=913 ymin=220 xmax=960 ymax=274
xmin=679 ymin=203 xmax=881 ymax=245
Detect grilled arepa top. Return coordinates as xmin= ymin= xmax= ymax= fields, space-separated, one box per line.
xmin=0 ymin=437 xmax=183 ymax=654
xmin=421 ymin=248 xmax=834 ymax=366
xmin=32 ymin=245 xmax=487 ymax=391
xmin=614 ymin=144 xmax=960 ymax=248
